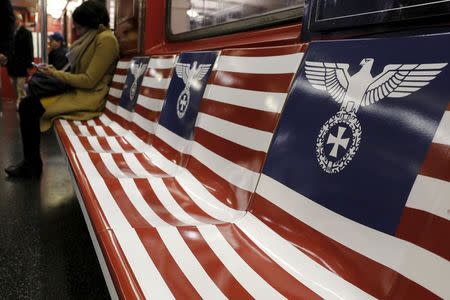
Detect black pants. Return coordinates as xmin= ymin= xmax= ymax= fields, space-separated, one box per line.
xmin=18 ymin=96 xmax=45 ymax=163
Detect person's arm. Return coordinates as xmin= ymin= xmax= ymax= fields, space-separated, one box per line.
xmin=51 ymin=33 xmax=118 ymax=89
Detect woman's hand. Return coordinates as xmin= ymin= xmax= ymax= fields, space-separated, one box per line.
xmin=38 ymin=64 xmax=56 ymax=76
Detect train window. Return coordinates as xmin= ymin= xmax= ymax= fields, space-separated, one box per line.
xmin=309 ymin=0 xmax=450 ymax=31
xmin=168 ymin=0 xmax=304 ymax=41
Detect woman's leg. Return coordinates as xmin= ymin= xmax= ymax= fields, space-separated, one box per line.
xmin=5 ymin=96 xmax=45 ymax=178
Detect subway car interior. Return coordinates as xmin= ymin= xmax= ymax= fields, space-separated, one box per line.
xmin=0 ymin=0 xmax=449 ymax=299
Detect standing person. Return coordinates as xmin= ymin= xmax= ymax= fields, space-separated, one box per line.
xmin=7 ymin=10 xmax=33 ymax=108
xmin=5 ymin=0 xmax=119 ymax=178
xmin=48 ymin=32 xmax=68 ymax=70
xmin=0 ymin=0 xmax=15 ymax=67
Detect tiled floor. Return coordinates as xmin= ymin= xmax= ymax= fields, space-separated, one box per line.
xmin=0 ymin=98 xmax=109 ymax=299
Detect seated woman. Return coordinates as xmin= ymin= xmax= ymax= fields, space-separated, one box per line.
xmin=5 ymin=0 xmax=119 ymax=178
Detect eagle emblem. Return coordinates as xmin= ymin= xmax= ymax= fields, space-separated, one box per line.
xmin=175 ymin=61 xmax=211 ymax=119
xmin=305 ymin=58 xmax=447 ymax=174
xmin=129 ymin=61 xmax=148 ymax=101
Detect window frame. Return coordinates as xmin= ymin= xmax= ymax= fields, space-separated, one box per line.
xmin=166 ymin=0 xmax=303 ymax=42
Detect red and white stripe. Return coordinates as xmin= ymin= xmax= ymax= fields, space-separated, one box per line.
xmin=250 ymin=173 xmax=449 ymax=299
xmin=59 ymin=46 xmax=305 ymax=234
xmin=69 ymin=55 xmax=177 ymax=154
xmin=242 ymin=104 xmax=450 ymax=299
xmin=55 ymin=47 xmax=450 ymax=299
xmin=397 ymin=105 xmax=450 ymax=261
xmin=96 ymin=220 xmax=374 ymax=299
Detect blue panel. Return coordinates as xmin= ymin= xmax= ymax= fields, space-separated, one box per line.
xmin=158 ymin=51 xmax=218 ymax=140
xmin=264 ymin=34 xmax=450 ymax=235
xmin=119 ymin=57 xmax=150 ymax=111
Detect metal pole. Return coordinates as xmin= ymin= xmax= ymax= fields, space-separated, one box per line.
xmin=40 ymin=0 xmax=47 ymax=63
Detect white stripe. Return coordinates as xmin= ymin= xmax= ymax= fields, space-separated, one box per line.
xmin=99 ymin=153 xmax=127 ymax=177
xmin=113 ymin=228 xmax=175 ymax=299
xmin=106 ymin=137 xmax=128 ymax=153
xmin=87 ymin=119 xmax=96 ymax=126
xmin=132 ymin=114 xmax=157 ymax=134
xmin=237 ymin=214 xmax=374 ymax=300
xmin=139 ymin=147 xmax=180 ymax=176
xmin=109 ymin=87 xmax=122 ymax=98
xmin=137 ymin=95 xmax=164 ymax=111
xmin=175 ymin=169 xmax=245 ymax=222
xmin=118 ymin=178 xmax=169 ymax=227
xmin=191 ymin=141 xmax=259 ymax=192
xmin=109 ymin=122 xmax=129 ymax=136
xmin=114 ymin=74 xmax=126 ymax=83
xmin=148 ymin=179 xmax=203 ymax=225
xmin=105 ymin=101 xmax=118 ymax=115
xmin=406 ymin=175 xmax=450 ymax=221
xmin=60 ymin=122 xmax=132 ymax=229
xmin=156 ymin=226 xmax=227 ymax=300
xmin=98 ymin=113 xmax=113 ymax=126
xmin=204 ymin=85 xmax=287 ymax=113
xmin=433 ymin=111 xmax=450 ymax=145
xmin=195 ymin=112 xmax=273 ymax=152
xmin=122 ymin=132 xmax=152 ymax=153
xmin=117 ymin=60 xmax=131 ymax=69
xmin=78 ymin=126 xmax=91 ymax=136
xmin=149 ymin=57 xmax=176 ymax=69
xmin=93 ymin=126 xmax=107 ymax=136
xmin=216 ymin=53 xmax=304 ymax=74
xmin=155 ymin=124 xmax=192 ymax=154
xmin=142 ymin=76 xmax=171 ymax=89
xmin=198 ymin=225 xmax=286 ymax=299
xmin=257 ymin=174 xmax=450 ymax=298
xmin=120 ymin=153 xmax=150 ymax=177
xmin=116 ymin=106 xmax=134 ymax=122
xmin=86 ymin=137 xmax=105 ymax=152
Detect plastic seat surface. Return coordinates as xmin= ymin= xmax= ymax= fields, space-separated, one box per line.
xmin=247 ymin=33 xmax=450 ymax=299
xmin=71 ymin=55 xmax=177 ymax=152
xmin=59 ymin=51 xmax=220 ymax=231
xmin=86 ymin=35 xmax=449 ymax=299
xmin=60 ymin=46 xmax=304 ymax=233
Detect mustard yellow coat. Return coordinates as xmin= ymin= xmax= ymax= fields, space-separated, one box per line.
xmin=40 ymin=29 xmax=119 ymax=132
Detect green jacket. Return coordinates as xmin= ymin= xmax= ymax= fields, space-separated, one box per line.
xmin=40 ymin=28 xmax=119 ymax=132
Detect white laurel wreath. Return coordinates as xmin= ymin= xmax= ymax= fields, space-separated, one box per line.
xmin=316 ymin=111 xmax=362 ymax=174
xmin=177 ymin=89 xmax=190 ymax=119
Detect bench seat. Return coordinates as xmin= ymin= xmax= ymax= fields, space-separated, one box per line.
xmin=58 ymin=45 xmax=304 ymax=232
xmin=56 ymin=34 xmax=450 ymax=299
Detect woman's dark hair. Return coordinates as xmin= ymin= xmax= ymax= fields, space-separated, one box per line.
xmin=72 ymin=0 xmax=110 ymax=29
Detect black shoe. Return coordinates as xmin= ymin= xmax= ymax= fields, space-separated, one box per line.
xmin=5 ymin=160 xmax=42 ymax=178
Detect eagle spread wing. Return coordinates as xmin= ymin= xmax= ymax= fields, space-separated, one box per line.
xmin=175 ymin=63 xmax=191 ymax=84
xmin=361 ymin=63 xmax=447 ymax=106
xmin=305 ymin=61 xmax=350 ymax=104
xmin=194 ymin=64 xmax=212 ymax=81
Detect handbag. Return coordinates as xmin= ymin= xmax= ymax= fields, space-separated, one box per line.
xmin=26 ymin=72 xmax=72 ymax=98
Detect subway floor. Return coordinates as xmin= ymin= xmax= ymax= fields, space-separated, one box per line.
xmin=0 ymin=97 xmax=110 ymax=299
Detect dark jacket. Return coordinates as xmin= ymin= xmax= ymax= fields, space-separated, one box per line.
xmin=48 ymin=46 xmax=68 ymax=70
xmin=7 ymin=26 xmax=33 ymax=77
xmin=0 ymin=0 xmax=15 ymax=58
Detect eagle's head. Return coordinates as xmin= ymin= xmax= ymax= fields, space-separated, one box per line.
xmin=360 ymin=58 xmax=374 ymax=67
